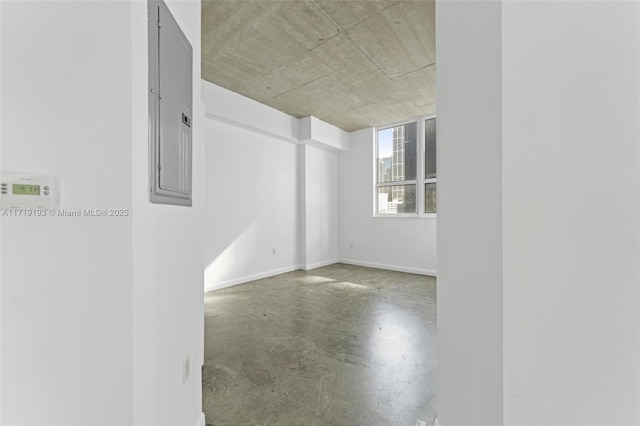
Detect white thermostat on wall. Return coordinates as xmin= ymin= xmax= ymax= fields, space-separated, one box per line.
xmin=0 ymin=173 xmax=61 ymax=209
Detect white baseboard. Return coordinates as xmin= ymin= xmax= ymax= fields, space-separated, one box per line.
xmin=195 ymin=412 xmax=205 ymax=426
xmin=204 ymin=265 xmax=300 ymax=292
xmin=300 ymin=259 xmax=338 ymax=271
xmin=339 ymin=258 xmax=437 ymax=277
xmin=204 ymin=259 xmax=435 ymax=293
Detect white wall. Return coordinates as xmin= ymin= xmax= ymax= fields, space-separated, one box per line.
xmin=0 ymin=4 xmax=3 ymax=420
xmin=0 ymin=1 xmax=205 ymax=425
xmin=338 ymin=127 xmax=437 ymax=276
xmin=203 ymin=79 xmax=430 ymax=290
xmin=203 ymin=118 xmax=299 ymax=291
xmin=132 ymin=1 xmax=204 ymax=425
xmin=203 ymin=82 xmax=341 ymax=290
xmin=0 ymin=2 xmax=134 ymax=424
xmin=436 ymin=1 xmax=503 ymax=425
xmin=300 ymin=144 xmax=338 ymax=269
xmin=202 ymin=83 xmax=299 ymax=145
xmin=437 ymin=1 xmax=640 ymax=425
xmin=299 ymin=116 xmax=349 ymax=152
xmin=502 ymin=2 xmax=639 ymax=424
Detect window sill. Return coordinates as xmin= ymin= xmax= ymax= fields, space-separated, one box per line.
xmin=419 ymin=213 xmax=437 ymax=219
xmin=374 ymin=213 xmax=437 ymax=219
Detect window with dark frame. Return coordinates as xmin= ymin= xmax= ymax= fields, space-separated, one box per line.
xmin=375 ymin=116 xmax=436 ymax=217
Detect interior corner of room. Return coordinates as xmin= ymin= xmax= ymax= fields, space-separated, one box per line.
xmin=202 ymin=80 xmax=438 ymax=293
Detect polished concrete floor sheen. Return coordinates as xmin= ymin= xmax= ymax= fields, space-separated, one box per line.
xmin=203 ymin=263 xmax=437 ymax=426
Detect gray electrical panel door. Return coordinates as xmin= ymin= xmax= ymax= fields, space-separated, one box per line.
xmin=148 ymin=0 xmax=193 ymax=206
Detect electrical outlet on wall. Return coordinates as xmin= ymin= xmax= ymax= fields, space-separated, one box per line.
xmin=349 ymin=242 xmax=354 ymax=248
xmin=272 ymin=248 xmax=276 ymax=255
xmin=182 ymin=355 xmax=190 ymax=385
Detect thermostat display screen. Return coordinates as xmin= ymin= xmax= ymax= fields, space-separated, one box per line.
xmin=13 ymin=184 xmax=40 ymax=196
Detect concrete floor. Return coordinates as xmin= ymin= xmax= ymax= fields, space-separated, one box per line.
xmin=203 ymin=263 xmax=437 ymax=425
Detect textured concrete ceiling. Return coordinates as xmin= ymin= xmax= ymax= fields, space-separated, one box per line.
xmin=201 ymin=0 xmax=435 ymax=132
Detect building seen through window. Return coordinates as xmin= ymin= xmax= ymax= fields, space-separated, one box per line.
xmin=376 ymin=117 xmax=435 ymax=216
xmin=424 ymin=117 xmax=436 ymax=213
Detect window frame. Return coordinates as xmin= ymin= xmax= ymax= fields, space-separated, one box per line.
xmin=421 ymin=115 xmax=437 ymax=219
xmin=373 ymin=114 xmax=436 ymax=219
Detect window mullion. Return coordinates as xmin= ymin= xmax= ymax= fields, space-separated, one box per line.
xmin=417 ymin=118 xmax=425 ymax=215
xmin=377 ymin=180 xmax=417 ymax=188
